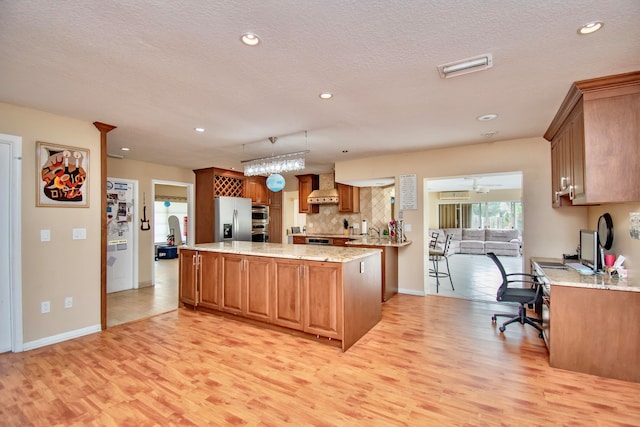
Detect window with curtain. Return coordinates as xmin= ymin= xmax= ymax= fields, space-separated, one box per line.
xmin=439 ymin=201 xmax=521 ymax=233
xmin=154 ymin=201 xmax=188 ymax=244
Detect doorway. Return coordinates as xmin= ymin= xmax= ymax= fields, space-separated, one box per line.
xmin=106 ymin=180 xmax=192 ymax=327
xmin=0 ymin=133 xmax=23 ymax=352
xmin=424 ymin=172 xmax=524 ymax=302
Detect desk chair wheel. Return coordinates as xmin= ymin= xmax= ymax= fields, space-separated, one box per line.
xmin=539 ymin=332 xmax=543 ymax=339
xmin=499 ymin=326 xmax=506 ymax=333
xmin=491 ymin=315 xmax=497 ymax=323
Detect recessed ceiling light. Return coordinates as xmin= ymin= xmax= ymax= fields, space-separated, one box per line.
xmin=194 ymin=127 xmax=205 ymax=132
xmin=578 ymin=21 xmax=604 ymax=35
xmin=342 ymin=150 xmax=349 ymax=153
xmin=121 ymin=147 xmax=130 ymax=151
xmin=240 ymin=33 xmax=260 ymax=46
xmin=319 ymin=92 xmax=333 ymax=99
xmin=482 ymin=130 xmax=499 ymax=138
xmin=477 ymin=113 xmax=498 ymax=121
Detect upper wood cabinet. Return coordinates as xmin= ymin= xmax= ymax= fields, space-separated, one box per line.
xmin=337 ymin=183 xmax=360 ymax=213
xmin=244 ymin=176 xmax=268 ymax=204
xmin=193 ymin=167 xmax=245 ymax=243
xmin=296 ymin=174 xmax=319 ymax=214
xmin=544 ymin=71 xmax=640 ymax=205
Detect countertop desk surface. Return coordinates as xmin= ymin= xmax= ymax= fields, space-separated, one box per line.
xmin=531 ymin=257 xmax=638 ymax=292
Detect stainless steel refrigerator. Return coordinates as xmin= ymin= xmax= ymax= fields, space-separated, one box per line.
xmin=214 ymin=196 xmax=252 ymax=242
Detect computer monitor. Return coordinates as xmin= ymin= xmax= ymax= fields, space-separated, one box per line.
xmin=579 ymin=229 xmax=600 ymax=272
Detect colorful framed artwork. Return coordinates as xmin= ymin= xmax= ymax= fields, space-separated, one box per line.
xmin=36 ymin=141 xmax=90 ymax=207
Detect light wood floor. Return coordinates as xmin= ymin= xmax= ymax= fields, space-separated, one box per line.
xmin=2 ymin=295 xmax=639 ymax=425
xmin=107 ymin=259 xmax=179 ymax=327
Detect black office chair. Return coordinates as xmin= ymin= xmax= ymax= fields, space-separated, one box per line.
xmin=487 ymin=252 xmax=543 ymax=337
xmin=429 ymin=233 xmax=454 ymax=293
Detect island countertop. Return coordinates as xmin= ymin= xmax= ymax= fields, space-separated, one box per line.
xmin=180 ymin=241 xmax=381 ymax=263
xmin=532 ymin=257 xmax=638 ymax=292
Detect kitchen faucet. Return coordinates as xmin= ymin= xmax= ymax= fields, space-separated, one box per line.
xmin=368 ymin=226 xmax=380 ymax=238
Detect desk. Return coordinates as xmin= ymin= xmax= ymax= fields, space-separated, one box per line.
xmin=532 ymin=258 xmax=640 ymax=382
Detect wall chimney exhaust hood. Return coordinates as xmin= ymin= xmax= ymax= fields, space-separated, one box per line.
xmin=307 ymin=188 xmax=339 ymax=204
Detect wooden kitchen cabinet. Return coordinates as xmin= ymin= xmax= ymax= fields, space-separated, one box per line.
xmin=268 ymin=205 xmax=282 ymax=243
xmin=303 ymin=261 xmax=342 ymax=339
xmin=545 ymin=71 xmax=640 ymax=205
xmin=272 ymin=259 xmax=304 ymax=330
xmin=220 ymin=254 xmax=244 ymax=315
xmin=193 ymin=167 xmax=245 ymax=243
xmin=296 ymin=174 xmax=319 ymax=214
xmin=337 ymin=183 xmax=360 ymax=213
xmin=179 ymin=249 xmax=198 ymax=306
xmin=198 ymin=251 xmax=221 ymax=310
xmin=220 ymin=253 xmax=272 ymax=321
xmin=292 ymin=236 xmax=306 ymax=244
xmin=244 ymin=256 xmax=272 ymax=322
xmin=268 ymin=188 xmax=282 ymax=206
xmin=244 ymin=176 xmax=268 ymax=204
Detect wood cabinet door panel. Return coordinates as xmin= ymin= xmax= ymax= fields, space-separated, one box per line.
xmin=244 ymin=257 xmax=272 ymax=321
xmin=268 ymin=205 xmax=282 ymax=243
xmin=303 ymin=262 xmax=342 ymax=339
xmin=179 ymin=249 xmax=198 ymax=306
xmin=338 ymin=184 xmax=360 ymax=213
xmin=273 ymin=260 xmax=303 ymax=330
xmin=297 ymin=174 xmax=319 ymax=214
xmin=199 ymin=251 xmax=220 ymax=309
xmin=221 ymin=254 xmax=244 ymax=314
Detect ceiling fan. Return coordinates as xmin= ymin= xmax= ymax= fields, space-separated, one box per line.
xmin=464 ymin=178 xmax=500 ymax=194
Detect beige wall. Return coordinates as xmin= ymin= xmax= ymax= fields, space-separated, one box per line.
xmin=588 ymin=203 xmax=640 ymax=271
xmin=107 ymin=158 xmax=194 ymax=286
xmin=336 ymin=137 xmax=589 ymax=295
xmin=0 ymin=102 xmax=102 ymax=343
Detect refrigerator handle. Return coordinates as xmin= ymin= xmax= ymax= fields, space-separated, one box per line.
xmin=233 ymin=208 xmax=238 ymax=240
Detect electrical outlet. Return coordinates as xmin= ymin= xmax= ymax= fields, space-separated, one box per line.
xmin=40 ymin=229 xmax=51 ymax=242
xmin=41 ymin=301 xmax=50 ymax=314
xmin=360 ymin=261 xmax=365 ymax=273
xmin=404 ymin=224 xmax=412 ymax=232
xmin=64 ymin=297 xmax=73 ymax=309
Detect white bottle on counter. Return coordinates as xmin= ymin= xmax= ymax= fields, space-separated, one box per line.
xmin=361 ymin=219 xmax=367 ymax=235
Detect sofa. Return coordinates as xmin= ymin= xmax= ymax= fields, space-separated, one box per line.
xmin=428 ymin=228 xmax=521 ymax=257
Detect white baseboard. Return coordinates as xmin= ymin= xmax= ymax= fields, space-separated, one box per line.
xmin=22 ymin=324 xmax=101 ymax=351
xmin=398 ymin=288 xmax=426 ymax=297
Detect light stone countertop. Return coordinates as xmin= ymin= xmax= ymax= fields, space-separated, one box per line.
xmin=180 ymin=241 xmax=381 ymax=263
xmin=346 ymin=238 xmax=412 ymax=248
xmin=532 ymin=257 xmax=638 ymax=292
xmin=290 ymin=233 xmax=412 ymax=248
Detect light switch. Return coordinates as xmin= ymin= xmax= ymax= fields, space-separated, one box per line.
xmin=360 ymin=261 xmax=365 ymax=273
xmin=40 ymin=229 xmax=51 ymax=242
xmin=72 ymin=228 xmax=87 ymax=240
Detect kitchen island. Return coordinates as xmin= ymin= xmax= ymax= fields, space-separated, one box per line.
xmin=532 ymin=258 xmax=639 ymax=382
xmin=179 ymin=242 xmax=382 ymax=351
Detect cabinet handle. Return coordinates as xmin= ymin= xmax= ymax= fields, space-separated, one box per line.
xmin=192 ymin=254 xmax=197 ymax=266
xmin=568 ymin=185 xmax=575 ymax=200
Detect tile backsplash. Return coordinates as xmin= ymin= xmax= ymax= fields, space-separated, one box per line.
xmin=306 ymin=173 xmax=395 ymax=235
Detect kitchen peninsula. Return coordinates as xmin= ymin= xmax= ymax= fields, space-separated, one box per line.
xmin=179 ymin=242 xmax=382 ymax=351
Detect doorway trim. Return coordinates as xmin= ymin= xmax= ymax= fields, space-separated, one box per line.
xmin=1 ymin=133 xmax=23 ymax=352
xmin=151 ymin=179 xmax=194 ymax=286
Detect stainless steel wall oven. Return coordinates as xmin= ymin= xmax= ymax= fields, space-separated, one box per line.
xmin=251 ymin=205 xmax=269 ymax=242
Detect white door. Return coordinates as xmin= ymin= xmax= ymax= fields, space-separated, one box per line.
xmin=0 ymin=134 xmax=22 ymax=352
xmin=106 ymin=178 xmax=138 ymax=293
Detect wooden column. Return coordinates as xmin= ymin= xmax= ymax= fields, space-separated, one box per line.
xmin=93 ymin=121 xmax=117 ymax=330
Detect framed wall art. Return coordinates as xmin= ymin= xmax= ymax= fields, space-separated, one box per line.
xmin=36 ymin=141 xmax=90 ymax=207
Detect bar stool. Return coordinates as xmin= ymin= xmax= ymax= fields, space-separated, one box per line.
xmin=429 ymin=233 xmax=454 ymax=293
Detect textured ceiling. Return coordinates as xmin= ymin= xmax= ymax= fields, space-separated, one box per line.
xmin=1 ymin=1 xmax=639 ymax=175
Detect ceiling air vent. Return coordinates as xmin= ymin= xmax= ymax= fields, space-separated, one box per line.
xmin=437 ymin=54 xmax=493 ymax=79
